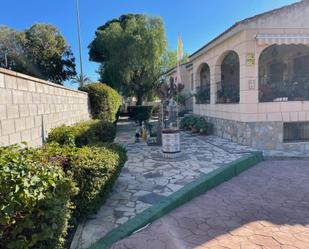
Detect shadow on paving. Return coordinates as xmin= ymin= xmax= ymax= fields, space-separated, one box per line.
xmin=75 ymin=117 xmax=246 ymax=249
xmin=111 ymin=160 xmax=309 ymax=249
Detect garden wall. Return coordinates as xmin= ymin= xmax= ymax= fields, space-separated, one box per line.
xmin=0 ymin=68 xmax=90 ymax=147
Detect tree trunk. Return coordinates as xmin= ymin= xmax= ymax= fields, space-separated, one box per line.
xmin=136 ymin=94 xmax=143 ymax=106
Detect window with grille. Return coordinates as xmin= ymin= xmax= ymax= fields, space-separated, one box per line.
xmin=283 ymin=122 xmax=309 ymax=142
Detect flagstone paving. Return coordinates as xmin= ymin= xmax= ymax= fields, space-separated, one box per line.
xmin=111 ymin=160 xmax=309 ymax=249
xmin=73 ymin=119 xmax=251 ymax=249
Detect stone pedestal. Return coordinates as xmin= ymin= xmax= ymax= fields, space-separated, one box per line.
xmin=162 ymin=129 xmax=181 ymax=158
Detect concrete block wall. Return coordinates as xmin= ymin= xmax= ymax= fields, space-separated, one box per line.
xmin=0 ymin=68 xmax=90 ymax=147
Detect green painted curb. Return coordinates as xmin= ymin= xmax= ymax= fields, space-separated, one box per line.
xmin=88 ymin=151 xmax=263 ymax=249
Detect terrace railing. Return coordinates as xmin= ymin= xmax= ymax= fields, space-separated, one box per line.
xmin=259 ymin=79 xmax=309 ymax=102
xmin=195 ymin=85 xmax=210 ymax=104
xmin=216 ymin=81 xmax=239 ymax=104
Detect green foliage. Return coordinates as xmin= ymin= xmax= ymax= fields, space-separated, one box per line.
xmin=0 ymin=145 xmax=77 ymax=249
xmin=89 ymin=14 xmax=167 ymax=104
xmin=89 ymin=120 xmax=116 ymax=143
xmin=71 ymin=74 xmax=91 ymax=87
xmin=46 ymin=124 xmax=77 ymax=146
xmin=41 ymin=143 xmax=127 ymax=221
xmin=180 ymin=116 xmax=198 ymax=130
xmin=79 ymin=83 xmax=122 ymax=122
xmin=1 ymin=114 xmax=127 ymax=248
xmin=174 ymin=94 xmax=186 ymax=106
xmin=0 ymin=26 xmax=25 ymax=71
xmin=47 ymin=120 xmax=116 ymax=147
xmin=151 ymin=105 xmax=160 ymax=117
xmin=128 ymin=106 xmax=153 ymax=125
xmin=0 ymin=24 xmax=76 ymax=84
xmin=192 ymin=118 xmax=208 ymax=135
xmin=195 ymin=87 xmax=210 ymax=104
xmin=162 ymin=50 xmax=190 ymax=73
xmin=0 ymin=142 xmax=127 ymax=248
xmin=180 ymin=115 xmax=212 ymax=135
xmin=70 ymin=145 xmax=126 ymax=219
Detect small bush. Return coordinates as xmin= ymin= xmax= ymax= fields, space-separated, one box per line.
xmin=45 ymin=124 xmax=75 ymax=146
xmin=79 ymin=83 xmax=122 ymax=123
xmin=128 ymin=106 xmax=153 ymax=125
xmin=0 ymin=142 xmax=127 ymax=248
xmin=193 ymin=118 xmax=208 ymax=135
xmin=71 ymin=144 xmax=126 ymax=219
xmin=41 ymin=143 xmax=127 ymax=220
xmin=180 ymin=115 xmax=212 ymax=135
xmin=88 ymin=121 xmax=116 ymax=144
xmin=180 ymin=116 xmax=199 ymax=130
xmin=47 ymin=120 xmax=116 ymax=147
xmin=0 ymin=145 xmax=77 ymax=249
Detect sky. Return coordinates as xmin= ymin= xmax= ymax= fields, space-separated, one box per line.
xmin=0 ymin=0 xmax=298 ymax=88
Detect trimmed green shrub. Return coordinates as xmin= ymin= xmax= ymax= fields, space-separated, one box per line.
xmin=180 ymin=116 xmax=213 ymax=135
xmin=180 ymin=116 xmax=199 ymax=130
xmin=128 ymin=106 xmax=153 ymax=125
xmin=193 ymin=118 xmax=208 ymax=135
xmin=86 ymin=121 xmax=116 ymax=144
xmin=0 ymin=145 xmax=77 ymax=249
xmin=71 ymin=144 xmax=126 ymax=219
xmin=79 ymin=83 xmax=122 ymax=123
xmin=46 ymin=120 xmax=92 ymax=147
xmin=41 ymin=143 xmax=127 ymax=220
xmin=47 ymin=120 xmax=116 ymax=147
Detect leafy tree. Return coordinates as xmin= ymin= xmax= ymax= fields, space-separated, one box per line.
xmin=72 ymin=73 xmax=91 ymax=86
xmin=0 ymin=24 xmax=76 ymax=84
xmin=0 ymin=26 xmax=26 ymax=70
xmin=89 ymin=14 xmax=167 ymax=105
xmin=161 ymin=50 xmax=189 ymax=74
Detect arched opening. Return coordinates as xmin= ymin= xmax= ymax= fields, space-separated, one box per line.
xmin=196 ymin=63 xmax=210 ymax=104
xmin=259 ymin=44 xmax=309 ymax=102
xmin=216 ymin=51 xmax=240 ymax=103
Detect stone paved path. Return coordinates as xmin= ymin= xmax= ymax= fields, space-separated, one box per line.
xmin=111 ymin=160 xmax=309 ymax=249
xmin=74 ymin=119 xmax=249 ymax=248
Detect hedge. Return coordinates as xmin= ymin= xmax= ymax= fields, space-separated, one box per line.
xmin=1 ymin=123 xmax=127 ymax=248
xmin=127 ymin=106 xmax=153 ymax=125
xmin=41 ymin=143 xmax=127 ymax=221
xmin=180 ymin=115 xmax=213 ymax=135
xmin=79 ymin=83 xmax=122 ymax=123
xmin=0 ymin=142 xmax=127 ymax=248
xmin=0 ymin=145 xmax=77 ymax=249
xmin=47 ymin=120 xmax=116 ymax=147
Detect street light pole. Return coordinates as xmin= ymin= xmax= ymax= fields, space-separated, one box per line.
xmin=76 ymin=0 xmax=84 ymax=87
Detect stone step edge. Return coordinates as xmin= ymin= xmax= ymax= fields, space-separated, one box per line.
xmin=87 ymin=151 xmax=264 ymax=249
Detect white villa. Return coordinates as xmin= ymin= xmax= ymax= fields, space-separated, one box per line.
xmin=167 ymin=0 xmax=309 ymax=153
